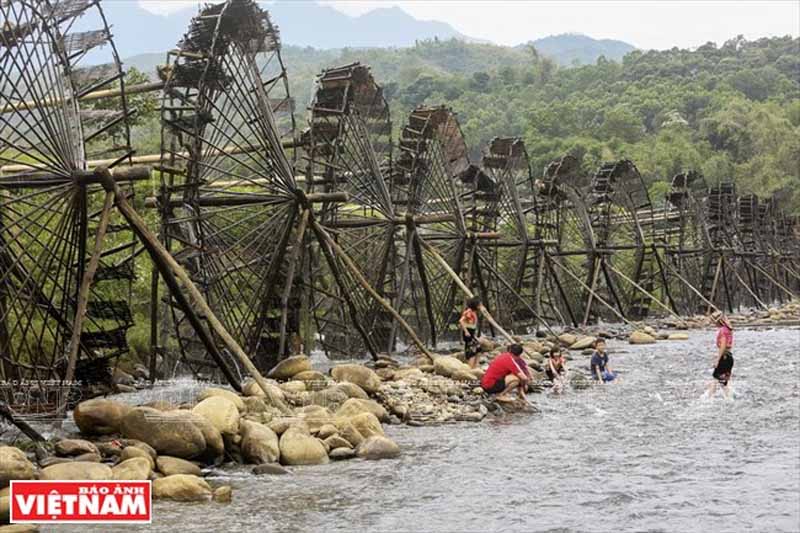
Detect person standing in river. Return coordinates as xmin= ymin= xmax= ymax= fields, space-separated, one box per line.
xmin=459 ymin=297 xmax=482 ymax=368
xmin=590 ymin=338 xmax=616 ymax=383
xmin=707 ymin=311 xmax=734 ymax=398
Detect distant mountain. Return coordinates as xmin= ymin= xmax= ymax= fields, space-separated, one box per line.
xmin=102 ymin=0 xmax=477 ymax=59
xmin=526 ymin=34 xmax=637 ymax=65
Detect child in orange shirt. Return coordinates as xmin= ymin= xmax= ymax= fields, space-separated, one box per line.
xmin=459 ymin=297 xmax=482 ymax=368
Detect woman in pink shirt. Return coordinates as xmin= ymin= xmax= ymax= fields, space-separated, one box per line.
xmin=707 ymin=311 xmax=734 ymax=398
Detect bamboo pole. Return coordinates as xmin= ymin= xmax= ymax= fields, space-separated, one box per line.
xmin=473 ymin=251 xmax=558 ymax=337
xmin=745 ymin=258 xmax=797 ymax=299
xmin=659 ymin=257 xmax=722 ymax=314
xmin=278 ymin=209 xmax=309 ymax=356
xmin=0 ymin=81 xmax=165 ymax=114
xmin=548 ymin=257 xmax=637 ymax=326
xmin=707 ymin=257 xmax=723 ymax=315
xmin=417 ymin=236 xmax=521 ymax=345
xmin=729 ymin=263 xmax=768 ymax=309
xmin=96 ymin=169 xmax=290 ymax=414
xmin=582 ymin=257 xmax=603 ymax=326
xmin=310 ymin=218 xmax=437 ymax=363
xmin=604 ymin=261 xmax=684 ymax=320
xmin=59 ymin=191 xmax=115 ymax=416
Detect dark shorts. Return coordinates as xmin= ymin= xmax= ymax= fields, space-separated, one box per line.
xmin=713 ymin=353 xmax=734 ymax=385
xmin=482 ymin=376 xmax=507 ymax=394
xmin=464 ymin=331 xmax=479 ymax=358
xmin=545 ymin=368 xmax=562 ymax=381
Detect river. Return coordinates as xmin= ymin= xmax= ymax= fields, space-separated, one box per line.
xmin=63 ymin=327 xmax=799 ymax=532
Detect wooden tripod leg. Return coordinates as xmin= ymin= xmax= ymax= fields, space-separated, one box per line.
xmin=59 ymin=191 xmax=115 ymax=416
xmin=97 ymin=169 xmax=290 ymax=414
xmin=417 ymin=236 xmax=518 ymax=346
xmin=278 ymin=209 xmax=309 ymax=356
xmin=311 ymin=218 xmax=436 ymax=362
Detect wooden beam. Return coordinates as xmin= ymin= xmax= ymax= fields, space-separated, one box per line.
xmin=417 ymin=236 xmax=520 ymax=345
xmin=95 ymin=168 xmax=290 ymax=414
xmin=59 ymin=191 xmax=115 ymax=416
xmin=278 ymin=209 xmax=309 ymax=356
xmin=311 ymin=218 xmax=437 ymax=363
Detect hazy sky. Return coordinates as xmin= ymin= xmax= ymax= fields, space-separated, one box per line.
xmin=139 ymin=0 xmax=800 ymax=49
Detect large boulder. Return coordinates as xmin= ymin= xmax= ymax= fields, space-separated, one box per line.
xmin=278 ymin=381 xmax=307 ymax=395
xmin=333 ymin=382 xmax=369 ymax=400
xmin=297 ymin=407 xmax=335 ymax=434
xmin=121 ymin=407 xmax=206 ymax=459
xmin=0 ymin=487 xmax=8 ymax=524
xmin=240 ymin=421 xmax=280 ymax=464
xmin=330 ymin=364 xmax=381 ymax=394
xmin=569 ymin=336 xmax=596 ymax=351
xmin=267 ymin=355 xmax=312 ymax=380
xmin=0 ymin=447 xmax=35 ymax=488
xmin=629 ymin=331 xmax=656 ymax=345
xmin=73 ymin=398 xmax=131 ymax=435
xmin=317 ymin=424 xmax=338 ymax=439
xmin=323 ymin=435 xmax=352 ymax=450
xmin=156 ymin=456 xmax=202 ymax=477
xmin=213 ymin=486 xmax=232 ymax=504
xmin=183 ymin=412 xmax=225 ymax=461
xmin=292 ymin=370 xmax=327 ymax=384
xmin=348 ymin=412 xmax=384 ymax=439
xmin=557 ymin=333 xmax=578 ymax=346
xmin=112 ymin=457 xmax=152 ymax=481
xmin=241 ymin=380 xmax=287 ymax=406
xmin=54 ymin=439 xmax=99 ymax=457
xmin=432 ymin=356 xmax=471 ymax=379
xmin=329 ymin=448 xmax=356 ymax=461
xmin=153 ymin=475 xmax=212 ymax=502
xmin=392 ymin=368 xmax=424 ymax=381
xmin=252 ymin=464 xmax=289 ymax=476
xmin=0 ymin=526 xmax=40 ymax=533
xmin=196 ymin=387 xmax=245 ymax=411
xmin=333 ymin=419 xmax=364 ymax=448
xmin=667 ymin=333 xmax=689 ymax=341
xmin=335 ymin=398 xmax=388 ymax=422
xmin=278 ymin=426 xmax=328 ymax=466
xmin=119 ymin=446 xmax=155 ymax=469
xmin=40 ymin=462 xmax=112 ymax=481
xmin=192 ymin=397 xmax=240 ymax=436
xmin=307 ymin=387 xmax=349 ymax=408
xmin=356 ymin=436 xmax=400 ymax=460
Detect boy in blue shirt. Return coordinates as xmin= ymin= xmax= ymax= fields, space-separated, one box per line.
xmin=590 ymin=338 xmax=616 ymax=383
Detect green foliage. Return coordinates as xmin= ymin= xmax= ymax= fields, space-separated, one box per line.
xmin=127 ymin=36 xmax=799 ymax=214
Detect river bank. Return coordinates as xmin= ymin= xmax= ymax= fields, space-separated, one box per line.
xmin=64 ymin=327 xmax=800 ymax=532
xmin=1 ymin=302 xmax=799 ymax=532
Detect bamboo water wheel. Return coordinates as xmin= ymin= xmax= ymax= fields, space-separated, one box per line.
xmin=0 ymin=0 xmax=139 ymax=405
xmin=303 ymin=63 xmax=397 ymax=359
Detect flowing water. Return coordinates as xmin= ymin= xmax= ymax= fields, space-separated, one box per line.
xmin=64 ymin=328 xmax=799 ymax=533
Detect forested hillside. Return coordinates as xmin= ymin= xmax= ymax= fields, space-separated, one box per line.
xmin=131 ymin=35 xmax=800 ymax=211
xmin=322 ymin=36 xmax=799 ymax=211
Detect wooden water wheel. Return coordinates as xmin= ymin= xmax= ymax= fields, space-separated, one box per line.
xmin=0 ymin=0 xmax=140 ymax=404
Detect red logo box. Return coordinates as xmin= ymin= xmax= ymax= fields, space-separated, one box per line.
xmin=10 ymin=481 xmax=151 ymax=524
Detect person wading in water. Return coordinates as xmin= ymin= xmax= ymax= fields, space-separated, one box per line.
xmin=459 ymin=297 xmax=482 ymax=368
xmin=545 ymin=346 xmax=568 ymax=393
xmin=590 ymin=338 xmax=616 ymax=383
xmin=707 ymin=311 xmax=734 ymax=398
